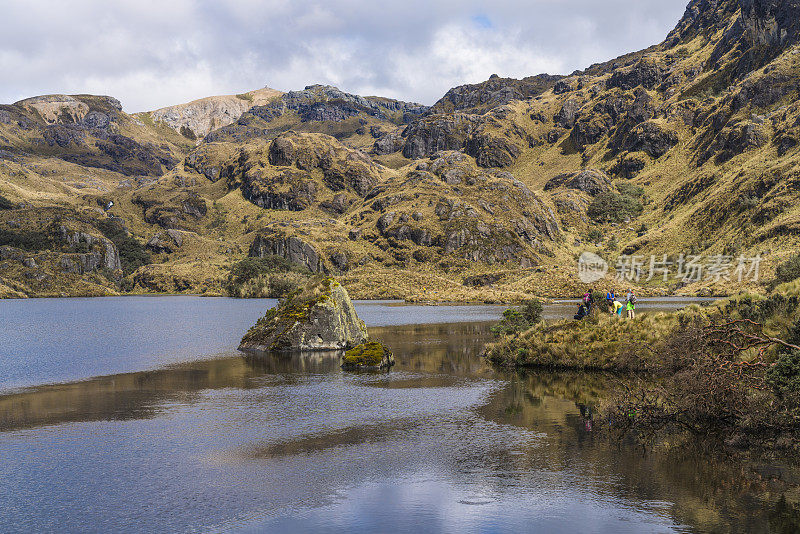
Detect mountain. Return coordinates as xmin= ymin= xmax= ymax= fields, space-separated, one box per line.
xmin=146 ymin=87 xmax=283 ymax=139
xmin=1 ymin=0 xmax=799 ymax=300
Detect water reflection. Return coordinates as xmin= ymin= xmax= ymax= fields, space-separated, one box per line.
xmin=0 ymin=321 xmax=798 ymax=533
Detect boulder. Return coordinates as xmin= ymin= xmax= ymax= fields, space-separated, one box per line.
xmin=427 ymin=74 xmax=560 ymax=114
xmin=239 ymin=277 xmax=368 ymax=352
xmin=241 ymin=169 xmax=318 ymax=211
xmin=570 ymin=116 xmax=611 ymax=150
xmin=341 ymin=342 xmax=395 ymax=371
xmin=711 ymin=120 xmax=769 ymax=162
xmin=610 ymin=154 xmax=647 ymax=179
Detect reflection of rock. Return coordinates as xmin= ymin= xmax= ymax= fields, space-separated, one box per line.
xmin=239 ymin=277 xmax=368 ymax=352
xmin=341 ymin=342 xmax=395 ymax=371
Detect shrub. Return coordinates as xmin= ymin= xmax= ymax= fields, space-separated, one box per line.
xmin=766 ymin=350 xmax=800 ymax=397
xmin=592 ymin=290 xmax=609 ymax=313
xmin=0 ymin=195 xmax=14 ymax=210
xmin=615 ymin=182 xmax=645 ymax=198
xmin=230 ymin=256 xmax=291 ymax=284
xmin=492 ymin=299 xmax=543 ymax=336
xmin=587 ymin=191 xmax=643 ymax=223
xmin=0 ymin=229 xmax=52 ymax=250
xmin=96 ymin=219 xmax=150 ymax=275
xmin=586 ymin=229 xmax=603 ymax=243
xmin=225 ymin=256 xmax=312 ymax=297
xmin=268 ymin=275 xmax=300 ymax=298
xmin=771 ymin=254 xmax=800 ymax=289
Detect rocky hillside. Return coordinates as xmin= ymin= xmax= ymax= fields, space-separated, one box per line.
xmin=146 ymin=87 xmax=283 ymax=139
xmin=1 ymin=0 xmax=799 ymax=300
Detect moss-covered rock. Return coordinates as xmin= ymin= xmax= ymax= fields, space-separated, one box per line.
xmin=341 ymin=342 xmax=394 ymax=371
xmin=239 ymin=276 xmax=368 ymax=352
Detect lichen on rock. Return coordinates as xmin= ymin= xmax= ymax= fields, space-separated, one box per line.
xmin=239 ymin=276 xmax=368 ymax=352
xmin=341 ymin=342 xmax=394 ymax=371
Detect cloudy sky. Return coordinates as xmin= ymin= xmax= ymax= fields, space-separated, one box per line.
xmin=1 ymin=0 xmax=689 ymax=112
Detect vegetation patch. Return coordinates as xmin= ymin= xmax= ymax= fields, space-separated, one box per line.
xmin=491 ymin=300 xmax=543 ymax=336
xmin=342 ymin=342 xmax=393 ymax=369
xmin=770 ymin=253 xmax=800 ymax=290
xmin=95 ymin=219 xmax=150 ymax=275
xmin=226 ymin=256 xmax=314 ymax=298
xmin=487 ymin=287 xmax=800 ymax=451
xmin=587 ymin=189 xmax=643 ymax=223
xmin=0 ymin=229 xmax=52 ymax=251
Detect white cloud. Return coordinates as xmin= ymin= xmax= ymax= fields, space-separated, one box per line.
xmin=0 ymin=0 xmax=690 ymax=112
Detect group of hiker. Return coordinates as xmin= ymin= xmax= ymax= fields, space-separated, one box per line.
xmin=574 ymin=289 xmax=637 ymax=320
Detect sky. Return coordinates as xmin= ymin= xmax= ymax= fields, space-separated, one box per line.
xmin=0 ymin=0 xmax=689 ymax=112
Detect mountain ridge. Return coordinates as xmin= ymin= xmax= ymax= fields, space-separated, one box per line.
xmin=1 ymin=0 xmax=799 ymax=300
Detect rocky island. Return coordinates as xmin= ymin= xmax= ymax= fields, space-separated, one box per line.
xmin=239 ymin=276 xmax=368 ymax=352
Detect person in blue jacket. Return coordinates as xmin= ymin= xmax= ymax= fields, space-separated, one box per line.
xmin=605 ymin=290 xmax=616 ymax=314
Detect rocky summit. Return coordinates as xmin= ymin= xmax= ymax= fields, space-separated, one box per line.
xmin=239 ymin=277 xmax=368 ymax=352
xmin=2 ymin=0 xmax=800 ymax=300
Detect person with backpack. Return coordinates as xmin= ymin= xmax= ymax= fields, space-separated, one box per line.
xmin=583 ymin=290 xmax=595 ymax=315
xmin=605 ymin=290 xmax=616 ymax=314
xmin=626 ymin=290 xmax=637 ymax=319
xmin=574 ymin=303 xmax=589 ymax=320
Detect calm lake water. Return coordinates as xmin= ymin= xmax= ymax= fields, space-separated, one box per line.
xmin=0 ymin=297 xmax=797 ymax=533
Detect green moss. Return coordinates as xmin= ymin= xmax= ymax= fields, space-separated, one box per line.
xmin=343 ymin=342 xmax=392 ymax=367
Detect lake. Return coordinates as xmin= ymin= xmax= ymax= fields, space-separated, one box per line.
xmin=0 ymin=297 xmax=796 ymax=533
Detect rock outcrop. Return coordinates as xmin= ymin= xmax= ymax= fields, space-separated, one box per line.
xmin=146 ymin=229 xmax=185 ymax=253
xmin=149 ymin=87 xmax=282 ymax=139
xmin=249 ymin=230 xmax=325 ymax=273
xmin=427 ymin=74 xmax=561 ymax=115
xmin=341 ymin=342 xmax=394 ymax=371
xmin=239 ymin=277 xmax=368 ymax=352
xmin=544 ymin=169 xmax=613 ymax=196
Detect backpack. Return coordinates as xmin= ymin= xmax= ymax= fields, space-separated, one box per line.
xmin=630 ymin=294 xmax=637 ymax=305
xmin=583 ymin=293 xmax=591 ymax=304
